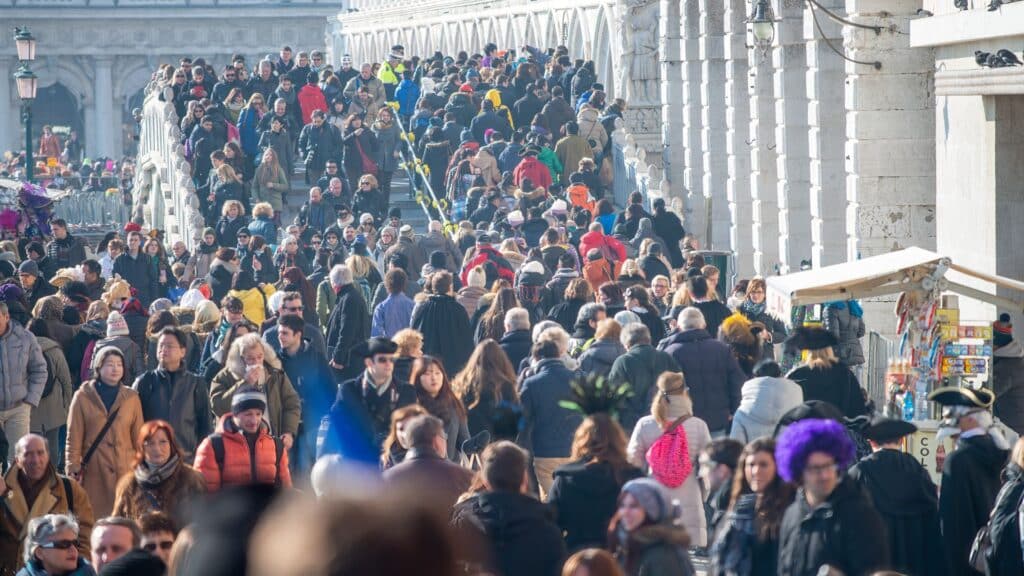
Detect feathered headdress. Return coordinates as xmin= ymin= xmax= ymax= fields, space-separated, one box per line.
xmin=559 ymin=374 xmax=633 ymax=419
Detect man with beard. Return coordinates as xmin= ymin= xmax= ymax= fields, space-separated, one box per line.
xmin=847 ymin=416 xmax=948 ymax=576
xmin=929 ymin=386 xmax=1011 ymax=576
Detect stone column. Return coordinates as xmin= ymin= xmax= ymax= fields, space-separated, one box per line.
xmin=806 ymin=0 xmax=847 ymax=267
xmin=749 ymin=44 xmax=780 ymax=275
xmin=845 ymin=0 xmax=935 ymax=333
xmin=774 ymin=1 xmax=811 ymax=274
xmin=700 ymin=0 xmax=730 ymax=251
xmin=660 ymin=0 xmax=685 ymax=204
xmin=0 ymin=58 xmax=13 ymax=158
xmin=682 ymin=0 xmax=706 ymax=240
xmin=724 ymin=0 xmax=753 ymax=275
xmin=93 ymin=56 xmax=115 ymax=158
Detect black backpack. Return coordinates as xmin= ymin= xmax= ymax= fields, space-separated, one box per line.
xmin=208 ymin=433 xmax=285 ymax=487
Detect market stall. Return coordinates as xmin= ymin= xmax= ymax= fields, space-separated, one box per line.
xmin=765 ymin=246 xmax=1024 ymax=481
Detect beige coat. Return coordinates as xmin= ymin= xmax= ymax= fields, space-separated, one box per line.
xmin=470 ymin=148 xmax=501 ymax=188
xmin=209 ymin=340 xmax=301 ymax=437
xmin=627 ymin=413 xmax=711 ymax=547
xmin=0 ymin=464 xmax=94 ymax=575
xmin=65 ymin=381 xmax=144 ymax=517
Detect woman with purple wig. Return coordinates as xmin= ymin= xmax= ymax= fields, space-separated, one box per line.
xmin=775 ymin=419 xmax=890 ymax=576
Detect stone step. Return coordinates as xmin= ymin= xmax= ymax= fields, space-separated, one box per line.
xmin=278 ymin=163 xmax=431 ymax=234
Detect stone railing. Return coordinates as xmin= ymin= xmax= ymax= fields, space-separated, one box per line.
xmin=133 ymin=80 xmax=203 ymax=250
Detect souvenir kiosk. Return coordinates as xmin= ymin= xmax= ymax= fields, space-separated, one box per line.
xmin=765 ymin=247 xmax=1024 ymax=482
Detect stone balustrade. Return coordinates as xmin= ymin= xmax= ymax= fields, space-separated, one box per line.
xmin=133 ymin=81 xmax=203 ymax=250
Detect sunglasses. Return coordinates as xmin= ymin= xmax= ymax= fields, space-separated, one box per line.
xmin=39 ymin=540 xmax=77 ymax=550
xmin=373 ymin=356 xmax=394 ymax=364
xmin=144 ymin=541 xmax=175 ymax=552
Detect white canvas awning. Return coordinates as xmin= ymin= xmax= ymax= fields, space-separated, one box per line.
xmin=765 ymin=247 xmax=1024 ymax=322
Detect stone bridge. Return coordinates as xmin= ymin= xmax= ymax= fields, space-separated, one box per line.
xmin=329 ymin=0 xmax=938 ymax=284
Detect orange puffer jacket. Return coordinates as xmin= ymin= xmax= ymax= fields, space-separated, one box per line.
xmin=194 ymin=414 xmax=292 ymax=492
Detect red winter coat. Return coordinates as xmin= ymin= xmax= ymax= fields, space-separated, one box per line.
xmin=194 ymin=414 xmax=292 ymax=492
xmin=513 ymin=156 xmax=553 ymax=191
xmin=579 ymin=231 xmax=626 ymax=276
xmin=461 ymin=245 xmax=516 ymax=286
xmin=298 ymin=85 xmax=329 ymax=126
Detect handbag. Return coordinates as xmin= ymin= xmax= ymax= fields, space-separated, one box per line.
xmin=354 ymin=137 xmax=378 ymax=177
xmin=646 ymin=415 xmax=692 ymax=488
xmin=80 ymin=407 xmax=121 ymax=476
xmin=970 ymin=482 xmax=1024 ymax=572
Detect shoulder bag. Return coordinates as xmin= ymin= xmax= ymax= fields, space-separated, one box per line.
xmin=80 ymin=407 xmax=121 ymax=476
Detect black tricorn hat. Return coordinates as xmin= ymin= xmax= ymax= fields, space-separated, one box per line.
xmin=352 ymin=336 xmax=399 ymax=359
xmin=927 ymin=386 xmax=994 ymax=409
xmin=863 ymin=416 xmax=917 ymax=444
xmin=784 ymin=326 xmax=839 ymax=351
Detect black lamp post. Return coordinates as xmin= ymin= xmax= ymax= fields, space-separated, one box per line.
xmin=13 ymin=27 xmax=38 ymax=182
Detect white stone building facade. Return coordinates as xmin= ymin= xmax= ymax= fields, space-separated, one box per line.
xmin=1 ymin=0 xmax=337 ymax=160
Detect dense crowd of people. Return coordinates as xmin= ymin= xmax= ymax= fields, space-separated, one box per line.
xmin=0 ymin=40 xmax=1022 ymax=576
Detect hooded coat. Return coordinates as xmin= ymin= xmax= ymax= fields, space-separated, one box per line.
xmin=628 ymin=414 xmax=711 ymax=548
xmin=728 ymin=376 xmax=804 ymax=444
xmin=823 ymin=301 xmax=866 ymax=366
xmin=785 ymin=363 xmax=867 ymax=419
xmin=992 ymin=340 xmax=1024 ymax=435
xmin=608 ymin=345 xmax=680 ymax=434
xmin=410 ymin=294 xmax=474 ymax=375
xmin=984 ymin=462 xmax=1024 ymax=576
xmin=617 ymin=523 xmax=697 ymax=576
xmin=777 ymin=478 xmax=890 ymax=576
xmin=209 ymin=342 xmax=301 ymax=438
xmin=939 ymin=433 xmax=1010 ymax=576
xmin=660 ymin=329 xmax=745 ymax=433
xmin=576 ymin=106 xmax=608 ymax=156
xmin=549 ymin=460 xmax=643 ymax=551
xmin=451 ymin=491 xmax=567 ymax=576
xmin=31 ymin=336 xmax=73 ymax=435
xmin=194 ymin=414 xmax=292 ymax=492
xmin=577 ymin=339 xmax=626 ymax=379
xmin=847 ymin=448 xmax=948 ymax=576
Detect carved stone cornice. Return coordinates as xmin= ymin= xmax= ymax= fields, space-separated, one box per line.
xmin=934 ymin=67 xmax=1024 ymax=96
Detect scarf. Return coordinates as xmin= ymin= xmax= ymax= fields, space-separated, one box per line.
xmin=199 ymin=241 xmax=219 ymax=255
xmin=135 ymin=453 xmax=180 ymax=488
xmin=739 ymin=299 xmax=766 ymax=318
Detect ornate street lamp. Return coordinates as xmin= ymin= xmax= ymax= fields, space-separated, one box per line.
xmin=13 ymin=27 xmax=38 ymax=182
xmin=749 ymin=0 xmax=775 ymax=53
xmin=14 ymin=27 xmax=36 ymax=62
xmin=748 ymin=0 xmax=883 ymax=69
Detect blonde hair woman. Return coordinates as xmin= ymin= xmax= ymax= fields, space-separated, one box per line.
xmin=625 ymin=372 xmax=711 ymax=547
xmin=784 ymin=326 xmax=867 ymax=418
xmin=253 ymin=147 xmax=288 ymax=217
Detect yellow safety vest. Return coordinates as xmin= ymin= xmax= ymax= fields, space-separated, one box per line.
xmin=377 ymin=62 xmax=404 ymax=86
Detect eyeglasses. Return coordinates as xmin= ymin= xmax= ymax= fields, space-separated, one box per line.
xmin=144 ymin=541 xmax=175 ymax=552
xmin=38 ymin=540 xmax=77 ymax=550
xmin=804 ymin=462 xmax=838 ymax=476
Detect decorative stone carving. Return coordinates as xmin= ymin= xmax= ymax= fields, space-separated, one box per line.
xmin=618 ymin=0 xmax=660 ymax=104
